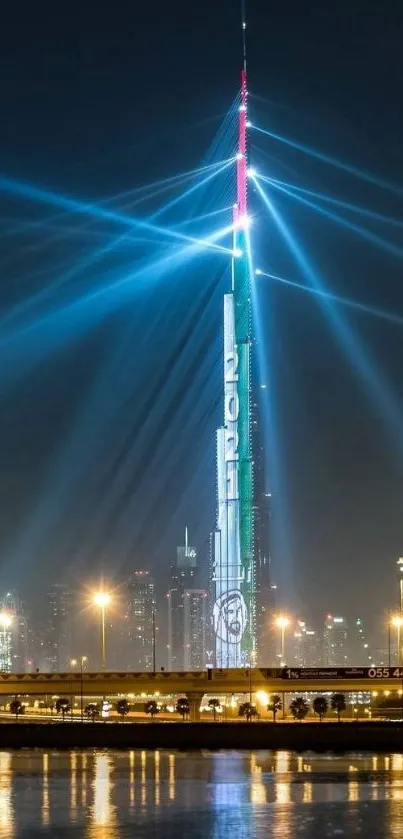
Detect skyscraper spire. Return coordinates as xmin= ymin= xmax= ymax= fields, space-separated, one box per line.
xmin=241 ymin=0 xmax=247 ymax=72
xmin=237 ymin=2 xmax=248 ymax=217
xmin=237 ymin=70 xmax=248 ymax=217
xmin=212 ymin=3 xmax=256 ymax=668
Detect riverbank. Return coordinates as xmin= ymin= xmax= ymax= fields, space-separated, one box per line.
xmin=1 ymin=720 xmax=403 ymax=750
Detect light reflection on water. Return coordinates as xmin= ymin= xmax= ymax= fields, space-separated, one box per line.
xmin=0 ymin=753 xmax=13 ymax=837
xmin=0 ymin=750 xmax=403 ymax=837
xmin=89 ymin=752 xmax=119 ymax=839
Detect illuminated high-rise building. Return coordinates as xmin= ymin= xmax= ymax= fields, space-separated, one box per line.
xmin=212 ymin=58 xmax=259 ymax=667
xmin=351 ymin=617 xmax=374 ymax=665
xmin=323 ymin=615 xmax=348 ymax=666
xmin=184 ymin=589 xmax=208 ymax=670
xmin=127 ymin=570 xmax=156 ymax=671
xmin=255 ymin=478 xmax=274 ymax=664
xmin=46 ymin=584 xmax=73 ymax=671
xmin=167 ymin=529 xmax=197 ymax=669
xmin=0 ymin=612 xmax=13 ymax=672
xmin=293 ymin=621 xmax=321 ymax=667
xmin=1 ymin=591 xmax=28 ymax=671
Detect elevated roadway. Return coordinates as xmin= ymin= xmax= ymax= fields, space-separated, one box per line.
xmin=0 ymin=666 xmax=402 ymax=714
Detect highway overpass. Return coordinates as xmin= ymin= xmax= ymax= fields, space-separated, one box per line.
xmin=0 ymin=667 xmax=402 ymax=719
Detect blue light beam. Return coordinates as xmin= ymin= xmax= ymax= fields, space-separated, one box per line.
xmin=255 ymin=268 xmax=403 ymax=329
xmin=0 ymin=217 xmax=238 ymax=362
xmin=259 ymin=177 xmax=403 ymax=260
xmin=0 ymin=164 xmax=235 ymax=256
xmin=252 ymin=176 xmax=403 ymax=454
xmin=252 ymin=124 xmax=403 ymax=197
xmin=257 ymin=174 xmax=403 ymax=231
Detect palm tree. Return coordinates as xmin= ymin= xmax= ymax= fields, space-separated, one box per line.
xmin=290 ymin=697 xmax=309 ymax=722
xmin=208 ymin=698 xmax=221 ymax=720
xmin=267 ymin=694 xmax=282 ymax=722
xmin=176 ymin=698 xmax=190 ymax=720
xmin=55 ymin=697 xmax=71 ymax=721
xmin=331 ymin=693 xmax=346 ymax=722
xmin=313 ymin=696 xmax=328 ymax=722
xmin=84 ymin=703 xmax=99 ymax=721
xmin=116 ymin=698 xmax=130 ymax=721
xmin=239 ymin=702 xmax=257 ymax=722
xmin=9 ymin=698 xmax=24 ymax=720
xmin=145 ymin=700 xmax=159 ymax=719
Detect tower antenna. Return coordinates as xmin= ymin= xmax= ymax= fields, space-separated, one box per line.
xmin=241 ymin=0 xmax=247 ymax=71
xmin=237 ymin=0 xmax=248 ymax=217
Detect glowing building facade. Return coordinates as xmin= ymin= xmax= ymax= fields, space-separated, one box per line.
xmin=45 ymin=583 xmax=73 ymax=672
xmin=167 ymin=530 xmax=197 ymax=669
xmin=1 ymin=592 xmax=29 ymax=671
xmin=212 ymin=70 xmax=256 ymax=666
xmin=127 ymin=571 xmax=156 ymax=672
xmin=0 ymin=618 xmax=12 ymax=672
xmin=323 ymin=615 xmax=349 ymax=666
xmin=184 ymin=589 xmax=208 ymax=670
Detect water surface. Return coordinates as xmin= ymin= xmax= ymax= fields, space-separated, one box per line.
xmin=1 ymin=749 xmax=403 ymax=837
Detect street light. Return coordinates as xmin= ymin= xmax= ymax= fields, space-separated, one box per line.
xmin=391 ymin=615 xmax=403 ymax=666
xmin=275 ymin=616 xmax=290 ymax=665
xmin=152 ymin=608 xmax=156 ymax=674
xmin=93 ymin=592 xmax=111 ymax=670
xmin=70 ymin=656 xmax=87 ymax=720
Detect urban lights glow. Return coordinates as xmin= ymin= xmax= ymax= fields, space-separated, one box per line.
xmin=391 ymin=615 xmax=403 ymax=628
xmin=93 ymin=592 xmax=111 ymax=608
xmin=235 ymin=213 xmax=252 ymax=230
xmin=0 ymin=613 xmax=12 ymax=628
xmin=275 ymin=616 xmax=290 ymax=630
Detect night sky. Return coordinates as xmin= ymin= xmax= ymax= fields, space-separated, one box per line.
xmin=0 ymin=1 xmax=403 ymax=646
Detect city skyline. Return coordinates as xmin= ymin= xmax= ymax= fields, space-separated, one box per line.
xmin=1 ymin=550 xmax=403 ymax=672
xmin=1 ymin=1 xmax=403 ymax=648
xmin=0 ymin=7 xmax=402 ymax=839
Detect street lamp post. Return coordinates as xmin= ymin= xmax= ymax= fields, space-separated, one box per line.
xmin=93 ymin=592 xmax=111 ymax=670
xmin=391 ymin=615 xmax=403 ymax=666
xmin=80 ymin=656 xmax=87 ymax=722
xmin=388 ymin=609 xmax=391 ymax=667
xmin=275 ymin=616 xmax=290 ymax=666
xmin=152 ymin=608 xmax=156 ymax=674
xmin=69 ymin=659 xmax=77 ymax=720
xmin=71 ymin=657 xmax=87 ymax=721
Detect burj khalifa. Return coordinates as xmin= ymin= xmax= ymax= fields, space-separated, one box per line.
xmin=212 ymin=63 xmax=257 ymax=668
